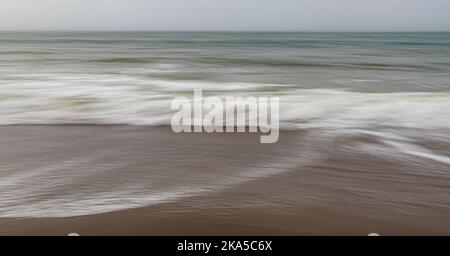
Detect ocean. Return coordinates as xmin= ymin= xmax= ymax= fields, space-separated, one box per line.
xmin=0 ymin=33 xmax=449 ymax=232
xmin=0 ymin=32 xmax=449 ymax=129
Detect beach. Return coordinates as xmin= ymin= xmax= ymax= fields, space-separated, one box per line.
xmin=0 ymin=32 xmax=449 ymax=235
xmin=0 ymin=125 xmax=449 ymax=235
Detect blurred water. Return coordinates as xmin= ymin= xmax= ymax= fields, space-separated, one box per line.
xmin=0 ymin=32 xmax=449 ymax=129
xmin=0 ymin=33 xmax=449 ymax=220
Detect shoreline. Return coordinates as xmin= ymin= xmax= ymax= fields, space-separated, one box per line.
xmin=0 ymin=125 xmax=449 ymax=235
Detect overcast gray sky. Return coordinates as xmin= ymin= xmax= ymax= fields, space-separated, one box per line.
xmin=0 ymin=0 xmax=449 ymax=31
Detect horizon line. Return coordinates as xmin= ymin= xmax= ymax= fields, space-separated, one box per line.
xmin=0 ymin=30 xmax=450 ymax=33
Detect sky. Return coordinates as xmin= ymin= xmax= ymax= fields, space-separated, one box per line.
xmin=0 ymin=0 xmax=449 ymax=31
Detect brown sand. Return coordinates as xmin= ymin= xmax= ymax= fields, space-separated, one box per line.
xmin=0 ymin=125 xmax=449 ymax=235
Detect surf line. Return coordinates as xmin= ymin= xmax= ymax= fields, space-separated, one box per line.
xmin=171 ymin=89 xmax=279 ymax=143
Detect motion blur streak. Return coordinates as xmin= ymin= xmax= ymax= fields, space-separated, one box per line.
xmin=0 ymin=33 xmax=449 ymax=235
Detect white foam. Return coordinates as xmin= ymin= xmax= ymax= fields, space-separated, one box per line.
xmin=0 ymin=135 xmax=320 ymax=217
xmin=0 ymin=77 xmax=449 ymax=130
xmin=382 ymin=140 xmax=450 ymax=166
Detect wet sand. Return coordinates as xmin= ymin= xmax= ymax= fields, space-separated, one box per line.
xmin=0 ymin=125 xmax=449 ymax=235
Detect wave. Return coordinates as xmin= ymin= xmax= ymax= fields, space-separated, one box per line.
xmin=0 ymin=128 xmax=318 ymax=217
xmin=0 ymin=78 xmax=449 ymax=130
